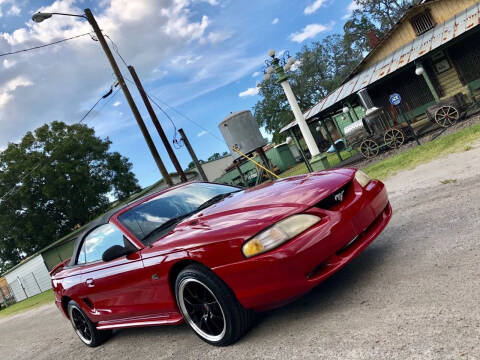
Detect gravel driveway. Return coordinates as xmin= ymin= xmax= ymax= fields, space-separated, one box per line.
xmin=1 ymin=142 xmax=479 ymax=360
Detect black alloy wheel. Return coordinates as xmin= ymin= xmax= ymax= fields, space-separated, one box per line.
xmin=67 ymin=301 xmax=111 ymax=347
xmin=175 ymin=264 xmax=255 ymax=346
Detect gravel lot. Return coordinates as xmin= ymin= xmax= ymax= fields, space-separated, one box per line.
xmin=1 ymin=141 xmax=479 ymax=360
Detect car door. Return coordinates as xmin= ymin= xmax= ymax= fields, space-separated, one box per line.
xmin=77 ymin=223 xmax=156 ymax=323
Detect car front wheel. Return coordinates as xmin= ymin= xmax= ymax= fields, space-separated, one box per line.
xmin=67 ymin=301 xmax=111 ymax=347
xmin=175 ymin=264 xmax=254 ymax=346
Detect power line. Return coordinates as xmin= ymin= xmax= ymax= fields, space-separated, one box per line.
xmin=105 ymin=34 xmax=225 ymax=145
xmin=123 ymin=77 xmax=182 ymax=146
xmin=147 ymin=92 xmax=226 ymax=144
xmin=104 ymin=34 xmax=128 ymax=68
xmin=0 ymin=32 xmax=94 ymax=58
xmin=0 ymin=84 xmax=119 ymax=203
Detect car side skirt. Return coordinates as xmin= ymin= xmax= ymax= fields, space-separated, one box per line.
xmin=96 ymin=313 xmax=183 ymax=330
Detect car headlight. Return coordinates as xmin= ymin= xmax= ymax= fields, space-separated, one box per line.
xmin=355 ymin=170 xmax=371 ymax=187
xmin=242 ymin=214 xmax=321 ymax=258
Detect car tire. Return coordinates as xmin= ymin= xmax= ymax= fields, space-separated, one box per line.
xmin=175 ymin=264 xmax=255 ymax=346
xmin=67 ymin=300 xmax=112 ymax=347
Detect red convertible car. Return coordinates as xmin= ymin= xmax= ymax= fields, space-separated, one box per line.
xmin=51 ymin=169 xmax=392 ymax=347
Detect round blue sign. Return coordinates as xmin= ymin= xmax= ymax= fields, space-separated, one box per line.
xmin=389 ymin=93 xmax=402 ymax=106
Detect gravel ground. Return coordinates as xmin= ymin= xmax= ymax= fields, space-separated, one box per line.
xmin=1 ymin=142 xmax=480 ymax=360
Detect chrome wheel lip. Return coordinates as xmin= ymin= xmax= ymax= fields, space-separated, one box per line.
xmin=69 ymin=306 xmax=93 ymax=345
xmin=178 ymin=278 xmax=226 ymax=342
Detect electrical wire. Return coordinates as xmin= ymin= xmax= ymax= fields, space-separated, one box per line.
xmin=0 ymin=32 xmax=94 ymax=58
xmin=146 ymin=92 xmax=226 ymax=144
xmin=123 ymin=77 xmax=182 ymax=147
xmin=105 ymin=34 xmax=226 ymax=146
xmin=0 ymin=84 xmax=119 ymax=203
xmin=104 ymin=34 xmax=129 ymax=68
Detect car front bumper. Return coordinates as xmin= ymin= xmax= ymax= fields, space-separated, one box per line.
xmin=213 ymin=179 xmax=392 ymax=311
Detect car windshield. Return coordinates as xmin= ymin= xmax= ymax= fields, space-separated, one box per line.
xmin=117 ymin=183 xmax=241 ymax=244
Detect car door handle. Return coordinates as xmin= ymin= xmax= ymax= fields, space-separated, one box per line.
xmin=85 ymin=278 xmax=95 ymax=287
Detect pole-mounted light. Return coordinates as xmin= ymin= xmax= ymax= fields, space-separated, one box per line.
xmin=415 ymin=65 xmax=424 ymax=76
xmin=263 ymin=49 xmax=320 ymax=158
xmin=32 ymin=12 xmax=52 ymax=22
xmin=32 ymin=12 xmax=86 ymax=22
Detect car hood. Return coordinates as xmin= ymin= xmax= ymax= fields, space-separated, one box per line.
xmin=148 ymin=169 xmax=355 ymax=253
xmin=208 ymin=168 xmax=355 ymax=213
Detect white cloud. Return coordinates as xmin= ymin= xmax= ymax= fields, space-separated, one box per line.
xmin=200 ymin=31 xmax=232 ymax=44
xmin=0 ymin=76 xmax=34 ymax=107
xmin=3 ymin=59 xmax=16 ymax=68
xmin=272 ymin=18 xmax=279 ymax=25
xmin=289 ymin=23 xmax=333 ymax=43
xmin=171 ymin=55 xmax=204 ymax=65
xmin=199 ymin=0 xmax=220 ymax=5
xmin=197 ymin=130 xmax=207 ymax=137
xmin=343 ymin=1 xmax=362 ymax=19
xmin=0 ymin=0 xmax=229 ymax=147
xmin=112 ymin=101 xmax=121 ymax=107
xmin=239 ymin=87 xmax=259 ymax=98
xmin=0 ymin=0 xmax=258 ymax=151
xmin=252 ymin=71 xmax=260 ymax=77
xmin=304 ymin=0 xmax=327 ymax=15
xmin=7 ymin=4 xmax=21 ymax=16
xmin=152 ymin=68 xmax=168 ymax=78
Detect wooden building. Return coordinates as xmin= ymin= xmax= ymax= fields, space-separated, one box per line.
xmin=281 ymin=0 xmax=480 ymax=151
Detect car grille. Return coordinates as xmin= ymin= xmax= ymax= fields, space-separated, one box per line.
xmin=315 ymin=181 xmax=351 ymax=210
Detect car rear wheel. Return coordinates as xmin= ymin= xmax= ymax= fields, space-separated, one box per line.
xmin=67 ymin=301 xmax=111 ymax=347
xmin=175 ymin=264 xmax=254 ymax=346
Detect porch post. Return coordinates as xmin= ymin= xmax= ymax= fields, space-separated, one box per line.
xmin=416 ymin=62 xmax=440 ymax=102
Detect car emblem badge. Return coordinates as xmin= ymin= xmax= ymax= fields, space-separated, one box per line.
xmin=334 ymin=190 xmax=345 ymax=202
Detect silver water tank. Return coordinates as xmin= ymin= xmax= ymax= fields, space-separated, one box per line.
xmin=219 ymin=110 xmax=267 ymax=160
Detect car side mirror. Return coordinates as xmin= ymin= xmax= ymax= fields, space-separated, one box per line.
xmin=102 ymin=245 xmax=132 ymax=262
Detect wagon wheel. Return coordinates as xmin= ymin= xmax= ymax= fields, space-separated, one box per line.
xmin=434 ymin=106 xmax=459 ymax=128
xmin=384 ymin=128 xmax=405 ymax=149
xmin=360 ymin=139 xmax=379 ymax=159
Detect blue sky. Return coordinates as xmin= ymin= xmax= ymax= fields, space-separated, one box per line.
xmin=0 ymin=0 xmax=358 ymax=188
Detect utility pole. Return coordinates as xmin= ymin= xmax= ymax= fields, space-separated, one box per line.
xmin=128 ymin=66 xmax=187 ymax=182
xmin=178 ymin=128 xmax=208 ymax=182
xmin=83 ymin=8 xmax=173 ymax=186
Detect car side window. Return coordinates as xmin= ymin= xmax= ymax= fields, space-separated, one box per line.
xmin=77 ymin=224 xmax=126 ymax=264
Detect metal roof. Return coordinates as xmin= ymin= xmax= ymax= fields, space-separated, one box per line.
xmin=296 ymin=2 xmax=480 ymax=124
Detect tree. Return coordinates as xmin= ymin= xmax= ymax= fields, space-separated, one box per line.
xmin=207 ymin=153 xmax=222 ymax=162
xmin=0 ymin=121 xmax=141 ymax=270
xmin=254 ymin=0 xmax=415 ymax=142
xmin=344 ymin=0 xmax=414 ymax=53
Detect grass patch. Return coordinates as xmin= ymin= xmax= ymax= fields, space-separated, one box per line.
xmin=0 ymin=289 xmax=54 ymax=318
xmin=364 ymin=121 xmax=480 ymax=180
xmin=440 ymin=179 xmax=457 ymax=184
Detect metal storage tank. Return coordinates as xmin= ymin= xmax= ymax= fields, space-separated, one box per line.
xmin=219 ymin=110 xmax=267 ymax=160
